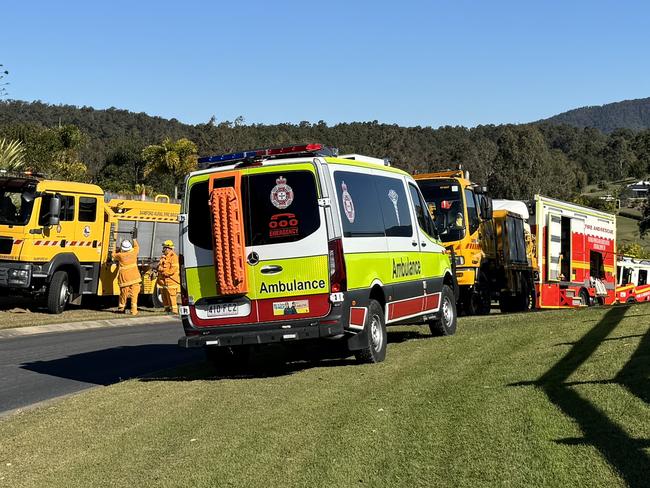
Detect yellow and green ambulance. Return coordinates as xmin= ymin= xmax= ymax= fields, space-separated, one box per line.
xmin=177 ymin=144 xmax=456 ymax=364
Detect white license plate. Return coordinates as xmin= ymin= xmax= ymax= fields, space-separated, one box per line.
xmin=206 ymin=303 xmax=239 ymax=318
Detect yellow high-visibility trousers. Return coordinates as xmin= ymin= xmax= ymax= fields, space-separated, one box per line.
xmin=118 ymin=283 xmax=141 ymax=315
xmin=161 ymin=286 xmax=179 ymax=313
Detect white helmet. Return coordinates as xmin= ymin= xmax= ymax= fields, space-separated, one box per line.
xmin=121 ymin=240 xmax=133 ymax=252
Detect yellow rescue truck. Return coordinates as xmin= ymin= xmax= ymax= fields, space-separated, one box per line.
xmin=415 ymin=169 xmax=537 ymax=314
xmin=0 ymin=172 xmax=180 ymax=313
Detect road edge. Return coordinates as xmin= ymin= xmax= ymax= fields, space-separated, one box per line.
xmin=0 ymin=315 xmax=180 ymax=339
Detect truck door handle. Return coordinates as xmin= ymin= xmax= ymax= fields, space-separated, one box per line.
xmin=412 ymin=241 xmax=418 ymax=247
xmin=421 ymin=242 xmax=427 ymax=247
xmin=261 ymin=265 xmax=283 ymax=275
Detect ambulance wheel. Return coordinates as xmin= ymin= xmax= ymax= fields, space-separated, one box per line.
xmin=354 ymin=300 xmax=387 ymax=364
xmin=579 ymin=289 xmax=591 ymax=307
xmin=47 ymin=271 xmax=70 ymax=314
xmin=429 ymin=285 xmax=457 ymax=336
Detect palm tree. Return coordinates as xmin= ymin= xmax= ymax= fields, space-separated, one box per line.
xmin=0 ymin=138 xmax=26 ymax=171
xmin=142 ymin=138 xmax=198 ymax=198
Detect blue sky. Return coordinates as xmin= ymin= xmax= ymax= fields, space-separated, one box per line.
xmin=1 ymin=0 xmax=649 ymax=128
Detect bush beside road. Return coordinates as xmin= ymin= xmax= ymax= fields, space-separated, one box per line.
xmin=0 ymin=305 xmax=648 ymax=487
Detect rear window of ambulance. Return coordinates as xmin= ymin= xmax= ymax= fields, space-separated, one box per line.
xmin=244 ymin=170 xmax=320 ymax=246
xmin=186 ymin=171 xmax=320 ymax=249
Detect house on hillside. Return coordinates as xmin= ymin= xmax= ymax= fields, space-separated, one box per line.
xmin=626 ymin=181 xmax=650 ymax=197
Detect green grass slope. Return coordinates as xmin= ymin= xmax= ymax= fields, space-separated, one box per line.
xmin=1 ymin=306 xmax=649 ymax=487
xmin=617 ymin=215 xmax=650 ymax=250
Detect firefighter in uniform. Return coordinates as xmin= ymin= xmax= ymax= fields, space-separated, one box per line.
xmin=157 ymin=240 xmax=180 ymax=313
xmin=115 ymin=239 xmax=141 ymax=315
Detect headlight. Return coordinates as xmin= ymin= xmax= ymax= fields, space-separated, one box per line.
xmin=8 ymin=269 xmax=29 ymax=279
xmin=7 ymin=268 xmax=30 ymax=284
xmin=455 ymin=256 xmax=465 ymax=266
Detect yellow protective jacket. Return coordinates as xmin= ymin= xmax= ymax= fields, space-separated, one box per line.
xmin=157 ymin=250 xmax=180 ymax=288
xmin=115 ymin=241 xmax=141 ymax=287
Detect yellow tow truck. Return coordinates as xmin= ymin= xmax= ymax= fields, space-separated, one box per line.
xmin=0 ymin=172 xmax=180 ymax=313
xmin=415 ymin=169 xmax=537 ymax=314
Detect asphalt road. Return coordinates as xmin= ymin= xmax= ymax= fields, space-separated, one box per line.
xmin=0 ymin=321 xmax=203 ymax=415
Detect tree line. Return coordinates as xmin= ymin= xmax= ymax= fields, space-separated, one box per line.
xmin=1 ymin=100 xmax=650 ymax=202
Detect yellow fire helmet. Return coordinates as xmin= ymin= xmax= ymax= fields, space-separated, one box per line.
xmin=162 ymin=240 xmax=175 ymax=249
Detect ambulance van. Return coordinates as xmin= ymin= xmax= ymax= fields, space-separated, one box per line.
xmin=177 ymin=144 xmax=456 ymax=365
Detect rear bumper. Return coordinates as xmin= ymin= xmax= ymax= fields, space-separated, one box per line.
xmin=178 ymin=298 xmax=349 ymax=348
xmin=178 ymin=320 xmax=346 ymax=348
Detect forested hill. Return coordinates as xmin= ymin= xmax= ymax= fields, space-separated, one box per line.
xmin=2 ymin=99 xmax=650 ymax=202
xmin=542 ymin=97 xmax=650 ymax=133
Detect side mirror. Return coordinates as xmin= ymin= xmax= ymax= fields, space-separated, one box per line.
xmin=480 ymin=195 xmax=493 ymax=221
xmin=48 ymin=195 xmax=61 ymax=226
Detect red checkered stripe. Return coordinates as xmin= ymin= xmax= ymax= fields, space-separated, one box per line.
xmin=33 ymin=240 xmax=60 ymax=246
xmin=32 ymin=240 xmax=100 ymax=247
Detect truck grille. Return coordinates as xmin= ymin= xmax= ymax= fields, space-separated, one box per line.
xmin=0 ymin=237 xmax=14 ymax=254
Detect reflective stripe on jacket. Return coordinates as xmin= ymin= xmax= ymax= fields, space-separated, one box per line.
xmin=115 ymin=241 xmax=141 ymax=287
xmin=157 ymin=250 xmax=180 ymax=288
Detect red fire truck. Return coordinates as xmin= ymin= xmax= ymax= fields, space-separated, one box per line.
xmin=616 ymin=256 xmax=650 ymax=303
xmin=530 ymin=195 xmax=616 ymax=308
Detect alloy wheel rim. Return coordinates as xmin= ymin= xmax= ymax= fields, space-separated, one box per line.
xmin=443 ymin=297 xmax=453 ymax=325
xmin=370 ymin=314 xmax=383 ymax=351
xmin=59 ymin=281 xmax=70 ymax=306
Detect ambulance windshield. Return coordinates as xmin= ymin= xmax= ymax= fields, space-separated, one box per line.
xmin=416 ymin=179 xmax=465 ymax=242
xmin=0 ymin=179 xmax=36 ymax=226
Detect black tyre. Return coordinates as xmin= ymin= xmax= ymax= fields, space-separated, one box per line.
xmin=150 ymin=282 xmax=164 ymax=308
xmin=579 ymin=289 xmax=591 ymax=307
xmin=354 ymin=299 xmax=387 ymax=364
xmin=47 ymin=270 xmax=71 ymax=314
xmin=464 ymin=273 xmax=491 ymax=315
xmin=429 ymin=285 xmax=457 ymax=336
xmin=499 ymin=294 xmax=513 ymax=314
xmin=511 ymin=278 xmax=536 ymax=312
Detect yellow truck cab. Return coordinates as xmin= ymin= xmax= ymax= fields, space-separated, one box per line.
xmin=415 ymin=169 xmax=536 ymax=315
xmin=0 ymin=172 xmax=180 ymax=313
xmin=177 ymin=144 xmax=456 ymax=366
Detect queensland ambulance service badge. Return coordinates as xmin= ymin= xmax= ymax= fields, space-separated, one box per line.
xmin=270 ymin=176 xmax=294 ymax=209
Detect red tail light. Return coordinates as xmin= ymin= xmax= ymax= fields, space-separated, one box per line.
xmin=328 ymin=238 xmax=347 ymax=293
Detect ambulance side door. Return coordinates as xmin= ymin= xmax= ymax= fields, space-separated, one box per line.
xmin=408 ymin=182 xmax=447 ymax=315
xmin=373 ymin=173 xmax=422 ymax=323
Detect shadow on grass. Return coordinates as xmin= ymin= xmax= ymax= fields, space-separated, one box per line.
xmin=511 ymin=305 xmax=650 ymax=487
xmin=142 ymin=329 xmax=434 ymax=382
xmin=21 ymin=345 xmax=203 ymax=385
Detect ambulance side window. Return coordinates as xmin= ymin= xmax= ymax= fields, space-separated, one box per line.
xmin=408 ymin=183 xmax=437 ymax=239
xmin=79 ymin=197 xmax=97 ymax=222
xmin=374 ymin=176 xmax=412 ymax=237
xmin=334 ymin=171 xmax=385 ymax=238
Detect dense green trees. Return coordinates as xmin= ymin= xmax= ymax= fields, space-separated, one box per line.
xmin=2 ymin=100 xmax=650 ymax=202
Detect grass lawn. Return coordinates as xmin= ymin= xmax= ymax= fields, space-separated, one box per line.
xmin=0 ymin=306 xmax=648 ymax=487
xmin=617 ymin=215 xmax=650 ymax=251
xmin=0 ymin=296 xmax=164 ymax=330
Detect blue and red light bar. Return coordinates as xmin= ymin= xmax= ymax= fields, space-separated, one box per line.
xmin=198 ymin=144 xmax=337 ymax=167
